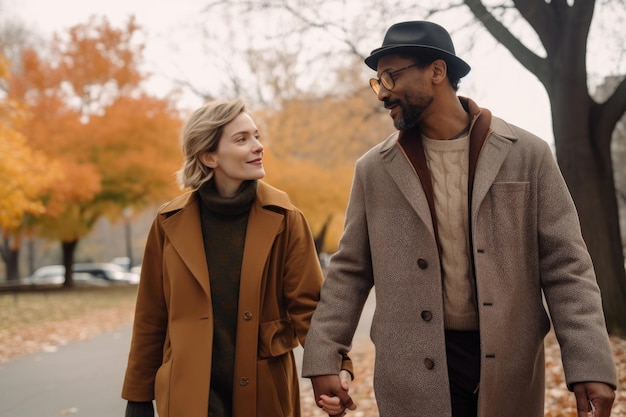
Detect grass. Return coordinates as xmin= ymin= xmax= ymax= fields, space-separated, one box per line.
xmin=0 ymin=285 xmax=138 ymax=329
xmin=0 ymin=285 xmax=138 ymax=362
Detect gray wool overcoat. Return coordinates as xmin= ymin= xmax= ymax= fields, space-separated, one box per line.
xmin=302 ymin=102 xmax=617 ymax=417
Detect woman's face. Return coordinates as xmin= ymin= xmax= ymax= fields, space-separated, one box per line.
xmin=202 ymin=112 xmax=265 ymax=197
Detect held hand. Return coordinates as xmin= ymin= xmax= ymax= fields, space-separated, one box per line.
xmin=318 ymin=371 xmax=354 ymax=416
xmin=311 ymin=371 xmax=356 ymax=416
xmin=339 ymin=369 xmax=352 ymax=391
xmin=573 ymin=382 xmax=615 ymax=417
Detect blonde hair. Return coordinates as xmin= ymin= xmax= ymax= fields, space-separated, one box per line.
xmin=176 ymin=98 xmax=246 ymax=190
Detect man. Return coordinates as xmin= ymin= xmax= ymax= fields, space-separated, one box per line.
xmin=302 ymin=21 xmax=617 ymax=417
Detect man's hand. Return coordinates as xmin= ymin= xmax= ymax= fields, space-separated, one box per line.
xmin=573 ymin=381 xmax=615 ymax=417
xmin=311 ymin=371 xmax=357 ymax=416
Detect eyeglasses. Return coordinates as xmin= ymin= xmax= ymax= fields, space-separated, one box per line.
xmin=369 ymin=63 xmax=418 ymax=94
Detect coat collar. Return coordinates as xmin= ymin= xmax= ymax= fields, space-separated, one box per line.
xmin=157 ymin=180 xmax=292 ymax=299
xmin=159 ymin=180 xmax=293 ymax=215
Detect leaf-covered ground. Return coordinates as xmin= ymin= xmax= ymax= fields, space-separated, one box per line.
xmin=1 ymin=286 xmax=624 ymax=416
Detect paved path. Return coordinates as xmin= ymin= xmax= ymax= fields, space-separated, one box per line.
xmin=0 ymin=326 xmax=130 ymax=417
xmin=0 ymin=291 xmax=375 ymax=417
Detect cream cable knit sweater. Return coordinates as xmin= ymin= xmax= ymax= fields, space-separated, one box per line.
xmin=422 ymin=134 xmax=478 ymax=330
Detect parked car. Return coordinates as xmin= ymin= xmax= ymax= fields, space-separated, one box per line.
xmin=110 ymin=256 xmax=131 ymax=271
xmin=23 ymin=263 xmax=140 ymax=286
xmin=73 ymin=263 xmax=140 ymax=284
xmin=22 ymin=265 xmax=110 ymax=287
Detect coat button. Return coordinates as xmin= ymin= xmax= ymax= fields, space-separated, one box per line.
xmin=420 ymin=310 xmax=432 ymax=321
xmin=417 ymin=258 xmax=428 ymax=269
xmin=243 ymin=311 xmax=252 ymax=320
xmin=424 ymin=358 xmax=435 ymax=370
xmin=239 ymin=377 xmax=249 ymax=386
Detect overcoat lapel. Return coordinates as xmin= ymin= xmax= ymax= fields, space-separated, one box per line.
xmin=240 ymin=203 xmax=284 ymax=294
xmin=381 ymin=138 xmax=436 ymax=237
xmin=471 ymin=133 xmax=515 ymax=218
xmin=161 ymin=195 xmax=211 ymax=298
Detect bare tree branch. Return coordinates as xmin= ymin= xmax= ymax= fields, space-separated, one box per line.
xmin=464 ymin=0 xmax=548 ymax=80
xmin=596 ymin=76 xmax=626 ymax=142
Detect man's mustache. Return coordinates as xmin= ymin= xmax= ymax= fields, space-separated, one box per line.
xmin=384 ymin=99 xmax=401 ymax=109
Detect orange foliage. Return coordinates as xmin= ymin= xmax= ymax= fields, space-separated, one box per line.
xmin=47 ymin=16 xmax=144 ymax=116
xmin=43 ymin=160 xmax=101 ymax=219
xmin=263 ymin=151 xmax=354 ymax=251
xmin=5 ymin=16 xmax=183 ymax=243
xmin=258 ymin=89 xmax=391 ymax=252
xmin=52 ymin=16 xmax=144 ymax=94
xmin=9 ymin=57 xmax=104 ymax=239
xmin=84 ymin=94 xmax=183 ymax=209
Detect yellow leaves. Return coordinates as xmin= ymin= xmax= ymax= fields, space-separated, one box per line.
xmin=0 ymin=127 xmax=55 ymax=232
xmin=1 ymin=52 xmax=56 ymax=233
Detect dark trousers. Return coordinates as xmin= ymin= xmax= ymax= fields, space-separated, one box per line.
xmin=445 ymin=330 xmax=481 ymax=417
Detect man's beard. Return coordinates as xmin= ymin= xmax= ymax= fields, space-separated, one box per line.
xmin=390 ymin=94 xmax=433 ymax=131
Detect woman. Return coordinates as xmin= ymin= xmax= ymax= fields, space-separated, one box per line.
xmin=121 ymin=99 xmax=351 ymax=417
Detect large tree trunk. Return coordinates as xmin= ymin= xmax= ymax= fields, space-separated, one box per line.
xmin=465 ymin=0 xmax=626 ymax=336
xmin=61 ymin=240 xmax=79 ymax=288
xmin=551 ymin=81 xmax=626 ymax=336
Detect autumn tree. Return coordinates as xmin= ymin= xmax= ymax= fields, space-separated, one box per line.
xmin=7 ymin=17 xmax=183 ymax=286
xmin=0 ymin=53 xmax=59 ymax=281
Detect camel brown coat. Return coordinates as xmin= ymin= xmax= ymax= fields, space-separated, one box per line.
xmin=122 ymin=181 xmax=328 ymax=417
xmin=302 ymin=102 xmax=616 ymax=417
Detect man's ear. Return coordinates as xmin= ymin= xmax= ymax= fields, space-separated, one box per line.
xmin=200 ymin=152 xmax=218 ymax=168
xmin=431 ymin=59 xmax=447 ymax=84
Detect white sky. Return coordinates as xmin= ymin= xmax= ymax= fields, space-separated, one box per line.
xmin=4 ymin=0 xmax=556 ymax=143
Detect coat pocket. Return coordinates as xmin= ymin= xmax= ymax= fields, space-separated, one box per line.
xmin=258 ymin=318 xmax=298 ymax=359
xmin=257 ymin=356 xmax=295 ymax=417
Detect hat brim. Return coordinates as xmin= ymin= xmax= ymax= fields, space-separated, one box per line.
xmin=364 ymin=44 xmax=470 ymax=77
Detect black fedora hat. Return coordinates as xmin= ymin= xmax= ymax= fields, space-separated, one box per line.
xmin=365 ymin=21 xmax=470 ymax=77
